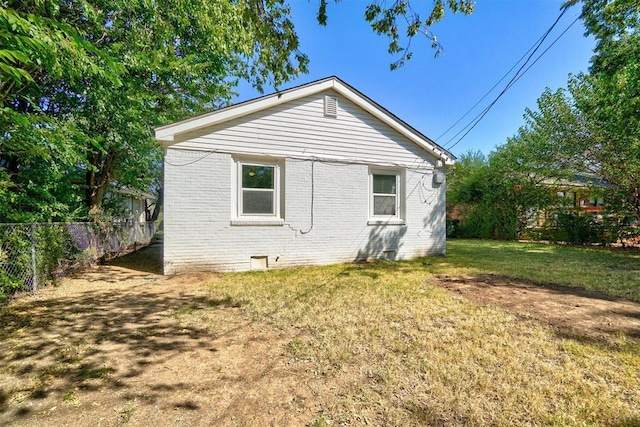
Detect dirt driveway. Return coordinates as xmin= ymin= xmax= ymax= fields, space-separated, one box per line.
xmin=1 ymin=245 xmax=639 ymax=426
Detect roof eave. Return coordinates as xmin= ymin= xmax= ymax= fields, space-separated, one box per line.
xmin=155 ymin=76 xmax=455 ymax=165
xmin=154 ymin=78 xmax=336 ymax=144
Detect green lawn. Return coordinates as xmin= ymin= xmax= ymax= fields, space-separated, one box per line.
xmin=176 ymin=240 xmax=640 ymax=426
xmin=440 ymin=239 xmax=640 ymax=302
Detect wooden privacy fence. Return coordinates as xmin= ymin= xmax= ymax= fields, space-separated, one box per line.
xmin=0 ymin=221 xmax=157 ymax=299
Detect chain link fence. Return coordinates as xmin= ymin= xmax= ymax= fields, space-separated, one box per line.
xmin=0 ymin=221 xmax=157 ymax=300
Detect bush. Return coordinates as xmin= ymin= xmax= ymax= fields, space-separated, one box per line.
xmin=552 ymin=213 xmax=604 ymax=245
xmin=446 ymin=218 xmax=460 ymax=238
xmin=453 ymin=203 xmax=519 ymax=240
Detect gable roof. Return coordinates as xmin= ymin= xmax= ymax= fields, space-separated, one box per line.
xmin=541 ymin=172 xmax=613 ymax=189
xmin=155 ymin=76 xmax=455 ymax=166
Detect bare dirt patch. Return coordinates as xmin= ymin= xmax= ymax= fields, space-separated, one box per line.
xmin=435 ymin=273 xmax=640 ymax=345
xmin=0 ymin=245 xmax=326 ymax=426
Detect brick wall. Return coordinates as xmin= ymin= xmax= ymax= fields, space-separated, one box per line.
xmin=164 ymin=149 xmax=446 ymax=273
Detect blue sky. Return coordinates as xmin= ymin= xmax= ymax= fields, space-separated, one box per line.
xmin=233 ymin=0 xmax=595 ymax=158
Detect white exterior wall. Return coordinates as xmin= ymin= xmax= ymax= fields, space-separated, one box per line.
xmin=173 ymin=92 xmax=437 ymax=169
xmin=163 ymin=91 xmax=447 ymax=273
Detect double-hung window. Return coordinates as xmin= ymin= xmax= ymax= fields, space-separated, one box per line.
xmin=236 ymin=159 xmax=282 ymax=220
xmin=369 ymin=169 xmax=404 ymax=222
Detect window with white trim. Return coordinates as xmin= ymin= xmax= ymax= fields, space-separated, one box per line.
xmin=236 ymin=159 xmax=282 ymax=219
xmin=369 ymin=169 xmax=403 ymax=220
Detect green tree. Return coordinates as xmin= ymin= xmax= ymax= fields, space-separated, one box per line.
xmin=503 ymin=65 xmax=640 ymax=225
xmin=447 ymin=0 xmax=639 ymax=243
xmin=0 ymin=3 xmax=121 ymax=104
xmin=474 ymin=0 xmax=640 ymax=243
xmin=446 ymin=149 xmax=535 ymax=240
xmin=1 ymin=0 xmax=475 ymax=222
xmin=1 ymin=0 xmax=309 ymax=220
xmin=575 ymin=0 xmax=640 ymax=220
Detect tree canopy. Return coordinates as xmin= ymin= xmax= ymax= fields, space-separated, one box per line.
xmin=0 ymin=0 xmax=473 ymax=223
xmin=505 ymin=0 xmax=640 ymax=223
xmin=448 ymin=0 xmax=640 ymax=243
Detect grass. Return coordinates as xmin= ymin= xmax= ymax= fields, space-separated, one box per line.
xmin=440 ymin=239 xmax=640 ymax=302
xmin=173 ymin=243 xmax=640 ymax=426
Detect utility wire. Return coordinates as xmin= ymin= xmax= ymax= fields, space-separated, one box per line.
xmin=443 ymin=8 xmax=573 ymax=149
xmin=434 ymin=33 xmax=547 ymax=142
xmin=443 ymin=6 xmax=568 ymax=147
xmin=445 ymin=14 xmax=581 ymax=151
xmin=440 ymin=6 xmax=578 ymax=151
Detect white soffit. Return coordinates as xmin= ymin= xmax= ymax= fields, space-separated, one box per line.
xmin=155 ymin=77 xmax=455 ymax=166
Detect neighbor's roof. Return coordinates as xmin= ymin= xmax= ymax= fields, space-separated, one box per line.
xmin=112 ymin=187 xmax=156 ymax=200
xmin=540 ymin=172 xmax=612 ymax=189
xmin=155 ymin=76 xmax=455 ymax=166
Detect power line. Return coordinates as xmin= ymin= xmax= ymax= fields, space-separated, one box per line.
xmin=446 ymin=14 xmax=581 ymax=152
xmin=440 ymin=6 xmax=580 ymax=151
xmin=434 ymin=34 xmax=547 ymax=142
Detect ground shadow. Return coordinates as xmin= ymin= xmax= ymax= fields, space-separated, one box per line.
xmin=0 ymin=280 xmax=244 ymax=423
xmin=107 ymin=236 xmax=162 ymax=275
xmin=436 ymin=273 xmax=640 ymax=348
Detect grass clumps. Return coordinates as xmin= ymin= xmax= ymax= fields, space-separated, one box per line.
xmin=186 ymin=255 xmax=640 ymax=426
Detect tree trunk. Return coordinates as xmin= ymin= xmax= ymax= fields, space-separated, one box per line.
xmin=86 ymin=149 xmax=116 ymax=217
xmin=150 ymin=185 xmax=163 ymax=222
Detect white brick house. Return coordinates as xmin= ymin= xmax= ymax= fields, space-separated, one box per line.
xmin=155 ymin=77 xmax=455 ymax=274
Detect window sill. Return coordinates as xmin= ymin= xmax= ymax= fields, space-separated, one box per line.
xmin=230 ymin=219 xmax=285 ymax=227
xmin=367 ymin=219 xmax=406 ymax=226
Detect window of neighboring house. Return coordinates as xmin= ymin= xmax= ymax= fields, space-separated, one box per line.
xmin=237 ymin=160 xmax=281 ymax=218
xmin=370 ymin=170 xmax=403 ymax=221
xmin=589 ymin=196 xmax=604 ymax=207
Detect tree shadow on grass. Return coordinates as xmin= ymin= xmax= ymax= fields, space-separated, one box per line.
xmin=0 ymin=283 xmax=242 ymax=422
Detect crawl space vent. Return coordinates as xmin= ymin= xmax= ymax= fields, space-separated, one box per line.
xmin=250 ymin=256 xmax=268 ymax=270
xmin=324 ymin=96 xmax=338 ymax=117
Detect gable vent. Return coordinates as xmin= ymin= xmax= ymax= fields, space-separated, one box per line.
xmin=324 ymin=95 xmax=338 ymax=117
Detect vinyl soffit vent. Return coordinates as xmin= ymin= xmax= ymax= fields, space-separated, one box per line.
xmin=324 ymin=95 xmax=338 ymax=117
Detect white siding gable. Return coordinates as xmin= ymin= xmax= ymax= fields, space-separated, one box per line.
xmin=171 ymin=91 xmax=437 ymax=169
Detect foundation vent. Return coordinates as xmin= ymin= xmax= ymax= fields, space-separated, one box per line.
xmin=250 ymin=256 xmax=268 ymax=270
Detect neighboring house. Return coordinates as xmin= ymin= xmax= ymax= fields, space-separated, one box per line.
xmin=155 ymin=76 xmax=455 ymax=274
xmin=526 ymin=173 xmax=609 ymax=228
xmin=554 ymin=173 xmax=608 ymax=215
xmin=109 ymin=188 xmax=156 ymax=223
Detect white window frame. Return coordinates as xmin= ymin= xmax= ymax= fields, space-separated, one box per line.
xmin=234 ymin=158 xmax=282 ymax=221
xmin=369 ymin=169 xmax=404 ymax=224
